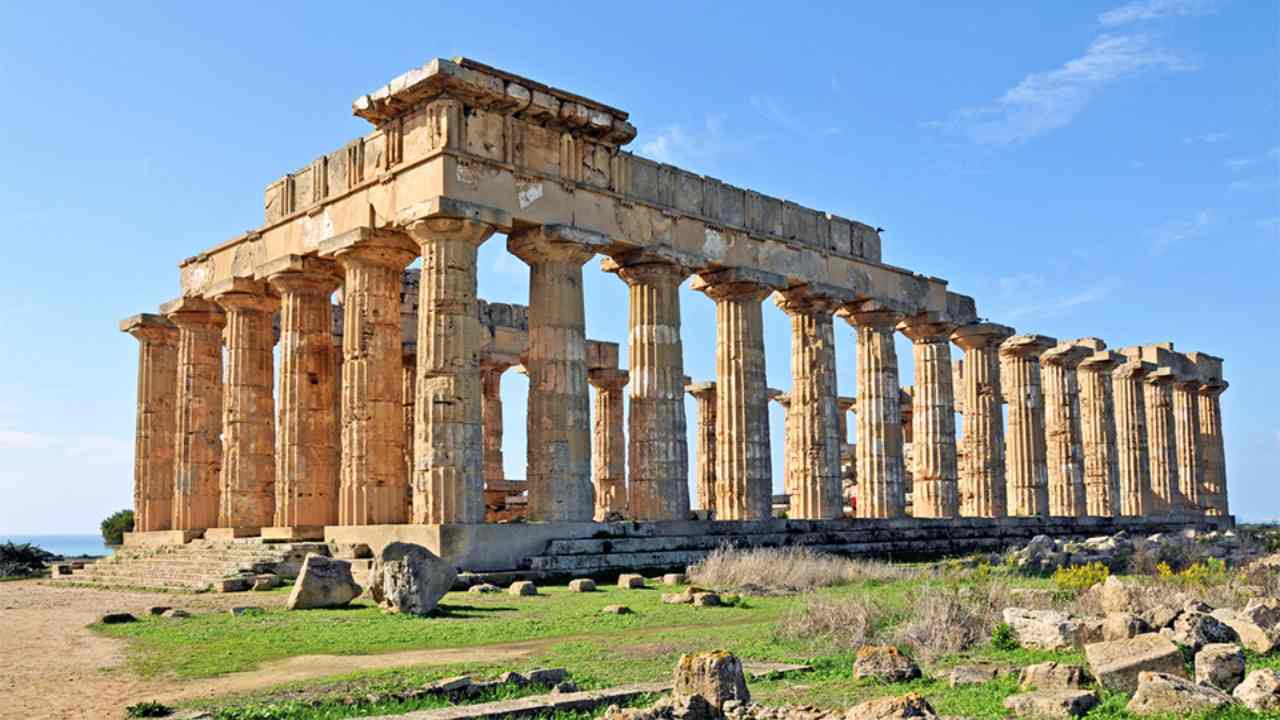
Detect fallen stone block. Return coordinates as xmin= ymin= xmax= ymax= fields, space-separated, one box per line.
xmin=617 ymin=574 xmax=645 ymax=589
xmin=1195 ymin=643 xmax=1245 ymax=693
xmin=528 ymin=668 xmax=570 ymax=685
xmin=1125 ymin=671 xmax=1234 ymax=716
xmin=662 ymin=573 xmax=685 ymax=585
xmin=948 ymin=665 xmax=999 ymax=687
xmin=509 ymin=581 xmax=537 ymax=596
xmin=1102 ymin=612 xmax=1148 ymax=641
xmin=1003 ymin=607 xmax=1082 ymax=650
xmin=673 ymin=651 xmax=748 ymax=710
xmin=96 ymin=612 xmax=136 ymax=625
xmin=568 ymin=579 xmax=596 ymax=592
xmin=1161 ymin=610 xmax=1238 ymax=652
xmin=601 ymin=604 xmax=632 ymax=615
xmin=147 ymin=606 xmax=172 ymax=616
xmin=1085 ymin=633 xmax=1186 ymax=694
xmin=1003 ymin=689 xmax=1098 ymax=719
xmin=692 ymin=592 xmax=721 ymax=607
xmin=1019 ymin=661 xmax=1090 ymax=690
xmin=468 ymin=583 xmax=501 ymax=594
xmin=853 ymin=645 xmax=921 ymax=683
xmin=161 ymin=608 xmax=191 ymax=619
xmin=844 ymin=692 xmax=938 ymax=720
xmin=1233 ymin=669 xmax=1280 ymax=713
xmin=286 ymin=553 xmax=362 ymax=610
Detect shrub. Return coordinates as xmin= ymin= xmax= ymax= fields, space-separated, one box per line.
xmin=101 ymin=509 xmax=134 ymax=546
xmin=774 ymin=592 xmax=888 ymax=648
xmin=1052 ymin=562 xmax=1110 ymax=594
xmin=894 ymin=583 xmax=1004 ymax=662
xmin=0 ymin=542 xmax=56 ymax=578
xmin=688 ymin=546 xmax=915 ymax=593
xmin=990 ymin=622 xmax=1018 ymax=651
xmin=125 ymin=701 xmax=173 ymax=718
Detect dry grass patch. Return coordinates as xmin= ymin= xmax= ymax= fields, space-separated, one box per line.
xmin=687 ymin=547 xmax=917 ymax=593
xmin=774 ymin=592 xmax=889 ymax=648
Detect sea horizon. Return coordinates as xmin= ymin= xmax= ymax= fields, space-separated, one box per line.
xmin=1 ymin=533 xmax=110 ymax=557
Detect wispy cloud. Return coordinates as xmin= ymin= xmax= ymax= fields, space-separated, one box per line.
xmin=1099 ymin=0 xmax=1217 ymax=27
xmin=637 ymin=114 xmax=764 ymax=168
xmin=1150 ymin=208 xmax=1213 ymax=254
xmin=0 ymin=429 xmax=130 ymax=466
xmin=1225 ymin=145 xmax=1279 ymax=170
xmin=934 ymin=34 xmax=1196 ymax=145
xmin=1183 ymin=131 xmax=1230 ymax=145
xmin=749 ymin=95 xmax=841 ymax=137
xmin=988 ymin=273 xmax=1114 ymax=321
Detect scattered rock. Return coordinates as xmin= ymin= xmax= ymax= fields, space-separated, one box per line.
xmin=1126 ymin=671 xmax=1234 ymax=716
xmin=368 ymin=542 xmax=456 ymax=616
xmin=1223 ymin=598 xmax=1280 ymax=654
xmin=1232 ymin=669 xmax=1280 ymax=713
xmin=1145 ymin=605 xmax=1179 ymax=631
xmin=662 ymin=592 xmax=693 ymax=605
xmin=1161 ymin=610 xmax=1237 ymax=652
xmin=424 ymin=675 xmax=472 ymax=694
xmin=1003 ymin=690 xmax=1098 ymax=719
xmin=601 ymin=604 xmax=632 ymax=615
xmin=948 ymin=665 xmax=999 ymax=687
xmin=96 ymin=612 xmax=136 ymax=625
xmin=1019 ymin=661 xmax=1090 ymax=690
xmin=252 ymin=574 xmax=280 ymax=591
xmin=146 ymin=606 xmax=172 ymax=616
xmin=161 ymin=608 xmax=191 ymax=619
xmin=509 ymin=581 xmax=537 ymax=596
xmin=286 ymin=553 xmax=362 ymax=610
xmin=334 ymin=542 xmax=373 ymax=559
xmin=1194 ymin=643 xmax=1245 ymax=692
xmin=551 ymin=680 xmax=578 ymax=694
xmin=1002 ymin=607 xmax=1082 ymax=650
xmin=528 ymin=668 xmax=570 ymax=685
xmin=843 ymin=692 xmax=938 ymax=720
xmin=1094 ymin=575 xmax=1137 ymax=614
xmin=1102 ymin=612 xmax=1148 ymax=641
xmin=228 ymin=606 xmax=261 ymax=616
xmin=498 ymin=671 xmax=527 ymax=687
xmin=468 ymin=583 xmax=501 ymax=594
xmin=663 ymin=573 xmax=686 ymax=585
xmin=618 ymin=574 xmax=646 ymax=589
xmin=1085 ymin=633 xmax=1186 ymax=694
xmin=692 ymin=592 xmax=721 ymax=607
xmin=853 ymin=645 xmax=921 ymax=683
xmin=568 ymin=579 xmax=597 ymax=592
xmin=673 ymin=651 xmax=749 ymax=710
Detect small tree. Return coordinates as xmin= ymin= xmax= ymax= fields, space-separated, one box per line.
xmin=101 ymin=509 xmax=134 ymax=546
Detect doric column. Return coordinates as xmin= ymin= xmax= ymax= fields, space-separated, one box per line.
xmin=836 ymin=396 xmax=854 ymax=447
xmin=767 ymin=390 xmax=794 ymax=505
xmin=402 ymin=349 xmax=417 ymax=518
xmin=1112 ymin=360 xmax=1153 ymax=516
xmin=838 ymin=304 xmax=906 ymax=519
xmin=1196 ymin=378 xmax=1229 ymax=516
xmin=1078 ymin=349 xmax=1123 ymax=517
xmin=319 ymin=228 xmax=418 ymax=525
xmin=899 ymin=313 xmax=959 ymax=518
xmin=588 ymin=368 xmax=629 ymax=520
xmin=604 ymin=251 xmax=693 ymax=521
xmin=775 ymin=284 xmax=848 ymax=520
xmin=1172 ymin=371 xmax=1203 ymax=513
xmin=1040 ymin=341 xmax=1093 ymax=517
xmin=692 ymin=268 xmax=781 ymax=520
xmin=686 ymin=382 xmax=717 ymax=515
xmin=999 ymin=334 xmax=1056 ymax=517
xmin=121 ymin=314 xmax=178 ymax=532
xmin=950 ymin=323 xmax=1014 ymax=517
xmin=162 ymin=296 xmax=225 ymax=531
xmin=509 ymin=225 xmax=605 ymax=522
xmin=480 ymin=359 xmax=513 ymax=486
xmin=398 ymin=204 xmax=506 ymax=525
xmin=1144 ymin=367 xmax=1180 ymax=513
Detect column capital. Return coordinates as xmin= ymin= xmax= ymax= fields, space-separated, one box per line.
xmin=999 ymin=333 xmax=1057 ymax=359
xmin=318 ymin=227 xmax=418 ymax=269
xmin=1197 ymin=378 xmax=1228 ymax=397
xmin=508 ymin=224 xmax=607 ymax=266
xmin=950 ymin=322 xmax=1015 ymax=350
xmin=1079 ymin=350 xmax=1125 ymax=373
xmin=120 ymin=313 xmax=177 ymax=344
xmin=1144 ymin=366 xmax=1179 ymax=386
xmin=897 ymin=311 xmax=956 ymax=342
xmin=587 ymin=367 xmax=629 ymax=390
xmin=691 ymin=267 xmax=784 ymax=302
xmin=161 ymin=295 xmax=226 ymax=329
xmin=1040 ymin=341 xmax=1095 ymax=369
xmin=1112 ymin=359 xmax=1155 ymax=381
xmin=773 ymin=283 xmax=857 ymax=316
xmin=259 ymin=254 xmax=343 ymax=294
xmin=208 ymin=277 xmax=279 ymax=314
xmin=837 ymin=395 xmax=856 ymax=413
xmin=767 ymin=388 xmax=791 ymax=410
xmin=685 ymin=381 xmax=716 ymax=400
xmin=396 ymin=197 xmax=511 ymax=243
xmin=601 ymin=247 xmax=700 ymax=284
xmin=837 ymin=299 xmax=904 ymax=328
xmin=480 ymin=355 xmax=517 ymax=374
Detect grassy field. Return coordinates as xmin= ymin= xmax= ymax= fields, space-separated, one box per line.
xmin=96 ymin=556 xmax=1279 ymax=720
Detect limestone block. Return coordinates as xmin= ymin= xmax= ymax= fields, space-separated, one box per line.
xmin=618 ymin=574 xmax=646 ymax=589
xmin=1085 ymin=634 xmax=1185 ymax=694
xmin=852 ymin=645 xmax=921 ymax=682
xmin=1233 ymin=669 xmax=1280 ymax=713
xmin=948 ymin=665 xmax=1000 ymax=687
xmin=1125 ymin=671 xmax=1233 ymax=716
xmin=509 ymin=580 xmax=538 ymax=596
xmin=1195 ymin=643 xmax=1245 ymax=692
xmin=843 ymin=692 xmax=938 ymax=720
xmin=673 ymin=651 xmax=749 ymax=710
xmin=692 ymin=592 xmax=721 ymax=607
xmin=568 ymin=579 xmax=597 ymax=592
xmin=1002 ymin=608 xmax=1082 ymax=650
xmin=1003 ymin=690 xmax=1098 ymax=719
xmin=1160 ymin=610 xmax=1237 ymax=652
xmin=1102 ymin=612 xmax=1149 ymax=641
xmin=601 ymin=604 xmax=632 ymax=615
xmin=368 ymin=542 xmax=456 ymax=616
xmin=287 ymin=554 xmax=362 ymax=610
xmin=1019 ymin=661 xmax=1091 ymax=690
xmin=662 ymin=573 xmax=686 ymax=585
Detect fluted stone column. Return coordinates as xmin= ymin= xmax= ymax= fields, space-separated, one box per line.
xmin=509 ymin=225 xmax=604 ymax=522
xmin=693 ymin=268 xmax=781 ymax=521
xmin=1078 ymin=350 xmax=1123 ymax=517
xmin=839 ymin=304 xmax=906 ymax=519
xmin=1000 ymin=334 xmax=1056 ymax=517
xmin=320 ymin=229 xmax=418 ymax=525
xmin=122 ymin=314 xmax=178 ymax=533
xmin=265 ymin=257 xmax=341 ymax=533
xmin=402 ymin=350 xmax=417 ymax=518
xmin=162 ymin=296 xmax=225 ymax=531
xmin=899 ymin=314 xmax=959 ymax=518
xmin=1144 ymin=368 xmax=1180 ymax=514
xmin=951 ymin=323 xmax=1013 ymax=517
xmin=686 ymin=382 xmax=717 ymax=515
xmin=1197 ymin=378 xmax=1229 ymax=516
xmin=1113 ymin=360 xmax=1153 ymax=516
xmin=589 ymin=368 xmax=629 ymax=520
xmin=605 ymin=252 xmax=692 ymax=521
xmin=480 ymin=359 xmax=513 ymax=486
xmin=1040 ymin=342 xmax=1092 ymax=517
xmin=767 ymin=390 xmax=792 ymax=497
xmin=1172 ymin=372 xmax=1203 ymax=513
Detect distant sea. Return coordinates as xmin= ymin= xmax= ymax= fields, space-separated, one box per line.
xmin=0 ymin=534 xmax=110 ymax=557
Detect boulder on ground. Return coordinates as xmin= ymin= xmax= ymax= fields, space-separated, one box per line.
xmin=601 ymin=604 xmax=632 ymax=615
xmin=1102 ymin=612 xmax=1148 ymax=641
xmin=146 ymin=606 xmax=171 ymax=616
xmin=252 ymin=573 xmax=281 ymax=591
xmin=662 ymin=573 xmax=686 ymax=585
xmin=1161 ymin=610 xmax=1237 ymax=652
xmin=509 ymin=580 xmax=537 ymax=596
xmin=1233 ymin=669 xmax=1280 ymax=713
xmin=1214 ymin=598 xmax=1280 ymax=654
xmin=618 ymin=574 xmax=646 ymax=589
xmin=673 ymin=651 xmax=749 ymax=710
xmin=948 ymin=665 xmax=999 ymax=687
xmin=843 ymin=692 xmax=938 ymax=720
xmin=368 ymin=542 xmax=456 ymax=616
xmin=662 ymin=592 xmax=693 ymax=605
xmin=1003 ymin=690 xmax=1098 ymax=719
xmin=692 ymin=592 xmax=721 ymax=607
xmin=1125 ymin=671 xmax=1234 ymax=716
xmin=1144 ymin=605 xmax=1179 ymax=631
xmin=1002 ymin=607 xmax=1082 ymax=650
xmin=1094 ymin=575 xmax=1137 ymax=614
xmin=468 ymin=582 xmax=501 ymax=594
xmin=1018 ymin=661 xmax=1090 ymax=690
xmin=1084 ymin=633 xmax=1185 ymax=694
xmin=287 ymin=553 xmax=362 ymax=610
xmin=854 ymin=645 xmax=921 ymax=683
xmin=161 ymin=608 xmax=191 ymax=619
xmin=568 ymin=578 xmax=596 ymax=592
xmin=1194 ymin=643 xmax=1245 ymax=692
xmin=96 ymin=612 xmax=136 ymax=625
xmin=527 ymin=668 xmax=569 ymax=685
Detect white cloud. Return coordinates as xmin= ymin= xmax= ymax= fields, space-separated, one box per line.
xmin=937 ymin=34 xmax=1196 ymax=145
xmin=749 ymin=95 xmax=841 ymax=137
xmin=988 ymin=273 xmax=1114 ymax=321
xmin=1225 ymin=145 xmax=1279 ymax=171
xmin=637 ymin=114 xmax=765 ymax=168
xmin=1183 ymin=131 xmax=1230 ymax=145
xmin=1099 ymin=0 xmax=1217 ymax=27
xmin=1151 ymin=208 xmax=1212 ymax=254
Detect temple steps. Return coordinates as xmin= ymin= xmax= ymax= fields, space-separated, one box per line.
xmin=49 ymin=540 xmax=327 ymax=593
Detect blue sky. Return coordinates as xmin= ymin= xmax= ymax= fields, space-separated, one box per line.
xmin=0 ymin=1 xmax=1276 ymax=534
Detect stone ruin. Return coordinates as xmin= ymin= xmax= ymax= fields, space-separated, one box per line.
xmin=113 ymin=57 xmax=1232 ymax=573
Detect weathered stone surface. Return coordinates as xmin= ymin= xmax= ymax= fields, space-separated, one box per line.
xmin=1143 ymin=368 xmax=1181 ymax=513
xmin=287 ymin=553 xmax=362 ymax=610
xmin=843 ymin=692 xmax=938 ymax=720
xmin=1161 ymin=610 xmax=1237 ymax=652
xmin=369 ymin=542 xmax=456 ymax=616
xmin=569 ymin=579 xmax=597 ymax=592
xmin=841 ymin=308 xmax=907 ymax=519
xmin=601 ymin=604 xmax=632 ymax=615
xmin=1112 ymin=360 xmax=1153 ymax=516
xmin=509 ymin=581 xmax=537 ymax=596
xmin=692 ymin=592 xmax=721 ymax=607
xmin=1102 ymin=612 xmax=1149 ymax=641
xmin=1196 ymin=376 xmax=1230 ymax=515
xmin=948 ymin=665 xmax=999 ymax=687
xmin=1085 ymin=634 xmax=1186 ymax=694
xmin=96 ymin=612 xmax=137 ymax=625
xmin=1040 ymin=342 xmax=1091 ymax=518
xmin=662 ymin=573 xmax=686 ymax=585
xmin=853 ymin=645 xmax=921 ymax=683
xmin=1000 ymin=335 xmax=1056 ymax=517
xmin=1095 ymin=575 xmax=1136 ymax=614
xmin=899 ymin=314 xmax=958 ymax=518
xmin=1126 ymin=671 xmax=1233 ymax=716
xmin=951 ymin=323 xmax=1014 ymax=518
xmin=468 ymin=583 xmax=501 ymax=594
xmin=588 ymin=368 xmax=629 ymax=521
xmin=164 ymin=296 xmax=226 ymax=530
xmin=1019 ymin=661 xmax=1090 ymax=690
xmin=618 ymin=574 xmax=646 ymax=589
xmin=122 ymin=315 xmax=178 ymax=532
xmin=161 ymin=608 xmax=191 ymax=619
xmin=1194 ymin=643 xmax=1245 ymax=692
xmin=1078 ymin=349 xmax=1123 ymax=516
xmin=673 ymin=651 xmax=749 ymax=710
xmin=1233 ymin=669 xmax=1280 ymax=713
xmin=686 ymin=383 xmax=717 ymax=515
xmin=1003 ymin=690 xmax=1098 ymax=719
xmin=1003 ymin=608 xmax=1081 ymax=650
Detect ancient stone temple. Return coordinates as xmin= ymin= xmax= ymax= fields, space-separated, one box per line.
xmin=117 ymin=57 xmax=1232 ymax=574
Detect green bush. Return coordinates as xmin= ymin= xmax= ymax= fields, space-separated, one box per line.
xmin=125 ymin=701 xmax=173 ymax=717
xmin=990 ymin=622 xmax=1018 ymax=651
xmin=0 ymin=542 xmax=56 ymax=578
xmin=101 ymin=509 xmax=134 ymax=546
xmin=1052 ymin=562 xmax=1110 ymax=594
